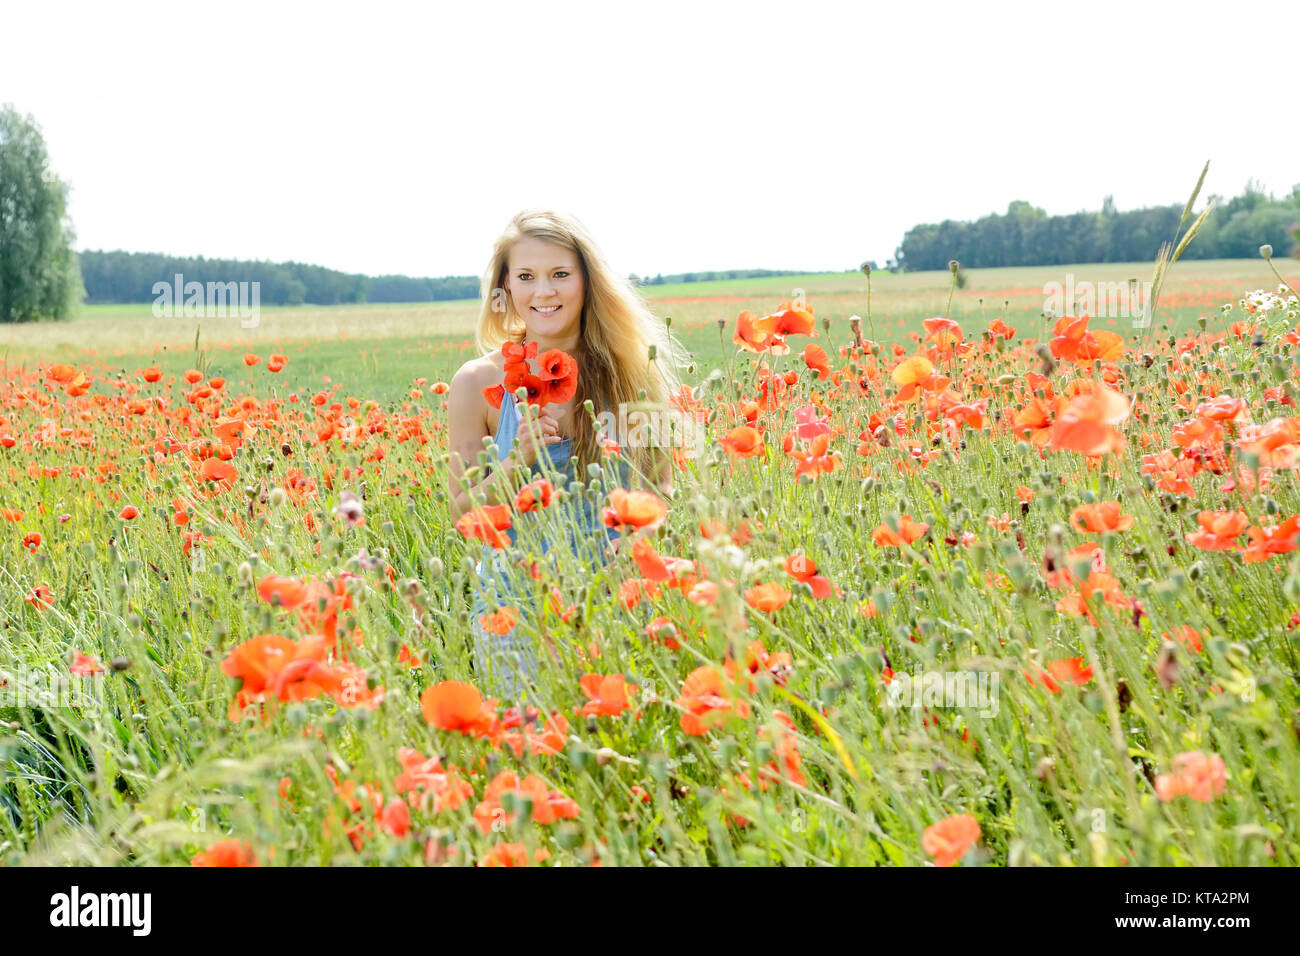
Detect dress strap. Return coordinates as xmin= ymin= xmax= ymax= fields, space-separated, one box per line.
xmin=493 ymin=396 xmax=519 ymax=463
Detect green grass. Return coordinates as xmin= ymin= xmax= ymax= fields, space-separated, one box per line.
xmin=2 ymin=259 xmax=1300 ymax=866
xmin=2 ymin=259 xmax=1291 ymax=407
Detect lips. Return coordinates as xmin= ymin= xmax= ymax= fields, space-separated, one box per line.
xmin=532 ymin=305 xmax=561 ymax=314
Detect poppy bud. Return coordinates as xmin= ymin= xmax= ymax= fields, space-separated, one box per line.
xmin=236 ymin=561 xmax=252 ymax=585
xmin=1260 ymin=244 xmax=1273 ymax=261
xmin=648 ymin=344 xmax=657 ymax=360
xmin=110 ymin=657 xmax=131 ymax=672
xmin=427 ymin=556 xmax=445 ymax=578
xmin=268 ymin=488 xmax=287 ymax=508
xmin=569 ymin=747 xmax=593 ymax=771
xmin=1155 ymin=643 xmax=1178 ymax=690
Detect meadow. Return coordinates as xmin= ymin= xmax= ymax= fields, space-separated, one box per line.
xmin=2 ymin=258 xmax=1300 ymax=866
xmin=4 ymin=259 xmax=1292 ymax=398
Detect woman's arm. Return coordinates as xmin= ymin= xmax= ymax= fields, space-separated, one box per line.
xmin=653 ymin=448 xmax=674 ymax=501
xmin=446 ymin=364 xmax=527 ymax=523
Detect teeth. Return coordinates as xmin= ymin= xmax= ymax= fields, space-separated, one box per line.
xmin=534 ymin=305 xmax=560 ymax=313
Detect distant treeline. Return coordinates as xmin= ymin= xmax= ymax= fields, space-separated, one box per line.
xmin=77 ymin=252 xmax=822 ymax=305
xmin=78 ymin=251 xmax=480 ymax=305
xmin=896 ymin=184 xmax=1300 ymax=272
xmin=630 ymin=268 xmax=822 ymax=285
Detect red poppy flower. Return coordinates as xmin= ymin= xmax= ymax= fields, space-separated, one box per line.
xmin=514 ymin=479 xmax=555 ymax=513
xmin=479 ymin=606 xmax=518 ymax=635
xmin=744 ymin=581 xmax=792 ymax=612
xmin=579 ymin=673 xmax=635 ymax=717
xmin=1185 ymin=510 xmax=1248 ymax=550
xmin=420 ymin=681 xmax=494 ymax=735
xmin=192 ymin=839 xmax=258 ymax=866
xmin=603 ymin=489 xmax=668 ymax=533
xmin=536 ymin=349 xmax=578 ymax=405
xmin=70 ymin=651 xmax=104 ymax=675
xmin=872 ymin=514 xmax=928 ymax=547
xmin=24 ymin=584 xmax=54 ymax=609
xmin=922 ymin=813 xmax=980 ymax=866
xmin=675 ymin=665 xmax=750 ymax=736
xmin=1154 ymin=751 xmax=1227 ymax=803
xmin=455 ymin=504 xmax=514 ymax=549
xmin=1047 ymin=382 xmax=1129 ymax=457
xmin=257 ymin=575 xmax=311 ymax=608
xmin=802 ymin=343 xmax=831 ymax=379
xmin=718 ymin=425 xmax=765 ymax=458
xmin=1069 ymin=502 xmax=1134 ymax=534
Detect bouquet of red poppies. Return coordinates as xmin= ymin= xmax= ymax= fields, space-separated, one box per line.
xmin=483 ymin=341 xmax=578 ymax=410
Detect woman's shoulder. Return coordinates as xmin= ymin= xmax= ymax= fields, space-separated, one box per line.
xmin=449 ymin=351 xmax=507 ymax=396
xmin=448 ymin=352 xmax=510 ymax=437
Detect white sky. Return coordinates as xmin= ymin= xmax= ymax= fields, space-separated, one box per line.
xmin=3 ymin=0 xmax=1297 ymax=279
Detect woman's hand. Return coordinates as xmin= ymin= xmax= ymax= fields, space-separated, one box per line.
xmin=512 ymin=402 xmax=562 ymax=468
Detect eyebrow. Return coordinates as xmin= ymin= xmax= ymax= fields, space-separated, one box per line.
xmin=512 ymin=265 xmax=576 ymax=272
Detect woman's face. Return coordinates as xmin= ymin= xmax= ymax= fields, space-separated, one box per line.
xmin=505 ymin=235 xmax=585 ymax=340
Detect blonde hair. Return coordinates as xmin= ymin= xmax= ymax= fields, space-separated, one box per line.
xmin=476 ymin=209 xmax=690 ymax=486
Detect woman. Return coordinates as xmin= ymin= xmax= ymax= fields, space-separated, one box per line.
xmin=446 ymin=209 xmax=688 ymax=699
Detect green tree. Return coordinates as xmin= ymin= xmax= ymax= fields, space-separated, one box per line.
xmin=0 ymin=105 xmax=83 ymax=322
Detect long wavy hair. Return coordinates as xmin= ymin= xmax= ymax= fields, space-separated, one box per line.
xmin=476 ymin=209 xmax=690 ymax=488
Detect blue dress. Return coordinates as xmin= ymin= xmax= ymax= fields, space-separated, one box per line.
xmin=470 ymin=397 xmax=633 ymax=700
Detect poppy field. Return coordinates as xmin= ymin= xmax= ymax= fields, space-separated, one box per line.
xmin=3 ymin=262 xmax=1300 ymax=867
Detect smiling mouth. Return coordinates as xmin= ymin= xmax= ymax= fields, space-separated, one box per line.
xmin=532 ymin=305 xmax=561 ymax=314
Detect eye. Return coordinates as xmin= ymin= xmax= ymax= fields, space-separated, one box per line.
xmin=554 ymin=271 xmax=569 ymax=278
xmin=517 ymin=273 xmax=532 ymax=281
